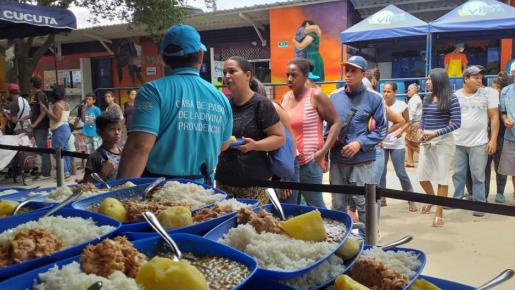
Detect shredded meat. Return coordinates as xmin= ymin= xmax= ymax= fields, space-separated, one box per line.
xmin=0 ymin=229 xmax=63 ymax=268
xmin=81 ymin=236 xmax=146 ymax=278
xmin=236 ymin=208 xmax=284 ymax=234
xmin=350 ymin=257 xmax=409 ymax=290
xmin=193 ymin=204 xmax=233 ymax=223
xmin=80 ymin=182 xmax=101 ymax=193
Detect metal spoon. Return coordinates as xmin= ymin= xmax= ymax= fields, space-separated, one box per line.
xmin=266 ymin=188 xmax=286 ymax=220
xmin=141 ymin=177 xmax=165 ymax=201
xmin=12 ymin=193 xmax=48 ymax=215
xmin=41 ymin=188 xmax=83 ymax=218
xmin=91 ymin=173 xmax=111 ymax=190
xmin=87 ymin=281 xmax=103 ymax=290
xmin=475 ymin=269 xmax=514 ymax=290
xmin=380 ymin=235 xmax=413 ymax=251
xmin=143 ymin=211 xmax=182 ymax=261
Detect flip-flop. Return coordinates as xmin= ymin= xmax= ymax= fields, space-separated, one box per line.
xmin=432 ymin=216 xmax=444 ymax=227
xmin=405 ymin=163 xmax=415 ymax=168
xmin=421 ymin=205 xmax=432 ymax=214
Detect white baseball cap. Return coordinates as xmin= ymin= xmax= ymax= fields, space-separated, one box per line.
xmin=510 ymin=61 xmax=515 ymax=73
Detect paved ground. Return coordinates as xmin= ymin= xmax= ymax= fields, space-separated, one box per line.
xmin=2 ymin=162 xmax=515 ymax=288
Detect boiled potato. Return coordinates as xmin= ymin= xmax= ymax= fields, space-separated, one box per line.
xmin=157 ymin=206 xmax=193 ymax=229
xmin=229 ymin=136 xmax=237 ymax=142
xmin=0 ymin=200 xmax=19 ymax=217
xmin=136 ymin=257 xmax=208 ymax=290
xmin=409 ymin=279 xmax=441 ymax=290
xmin=98 ymin=197 xmax=127 ymax=222
xmin=281 ymin=210 xmax=327 ymax=241
xmin=336 ymin=237 xmax=361 ymax=260
xmin=335 ymin=274 xmax=370 ymax=290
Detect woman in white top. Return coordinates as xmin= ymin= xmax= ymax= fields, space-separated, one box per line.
xmin=381 ymin=82 xmax=417 ymax=212
xmin=41 ymin=86 xmax=72 ymax=177
xmin=405 ymin=83 xmax=423 ymax=167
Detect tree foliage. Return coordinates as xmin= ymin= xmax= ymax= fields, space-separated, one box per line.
xmin=7 ymin=0 xmax=196 ymax=92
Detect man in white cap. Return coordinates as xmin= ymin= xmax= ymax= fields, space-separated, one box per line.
xmin=329 ymin=56 xmax=387 ymax=237
xmin=498 ymin=61 xmax=515 ymax=199
xmin=444 ymin=42 xmax=468 ymax=77
xmin=118 ymin=25 xmax=233 ymax=184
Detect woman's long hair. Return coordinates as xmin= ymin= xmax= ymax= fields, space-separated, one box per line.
xmin=424 ymin=68 xmax=452 ymax=112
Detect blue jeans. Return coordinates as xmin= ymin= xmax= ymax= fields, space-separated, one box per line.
xmin=453 ymin=145 xmax=487 ymax=202
xmin=33 ymin=128 xmax=51 ymax=176
xmin=298 ymin=159 xmax=326 ymax=208
xmin=380 ymin=148 xmax=414 ymax=192
xmin=51 ymin=125 xmax=72 ymax=175
xmin=282 ymin=157 xmax=300 ymax=204
xmin=372 ymin=147 xmax=385 ymax=185
xmin=330 ymin=162 xmax=373 ymax=237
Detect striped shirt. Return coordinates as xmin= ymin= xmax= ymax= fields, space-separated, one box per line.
xmin=283 ymin=89 xmax=324 ymax=166
xmin=419 ymin=95 xmax=461 ymax=137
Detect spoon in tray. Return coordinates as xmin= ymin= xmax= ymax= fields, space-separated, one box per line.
xmin=475 ymin=269 xmax=514 ymax=290
xmin=87 ymin=281 xmax=103 ymax=290
xmin=142 ymin=211 xmax=196 ymax=261
xmin=266 ymin=188 xmax=286 ymax=220
xmin=41 ymin=188 xmax=84 ymax=218
xmin=141 ymin=177 xmax=166 ymax=201
xmin=12 ymin=192 xmax=49 ymax=215
xmin=91 ymin=173 xmax=111 ymax=191
xmin=379 ymin=235 xmax=413 ymax=250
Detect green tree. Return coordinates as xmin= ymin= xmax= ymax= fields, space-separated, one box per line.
xmin=7 ymin=0 xmax=189 ymax=93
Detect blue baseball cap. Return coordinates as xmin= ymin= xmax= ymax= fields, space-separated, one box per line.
xmin=160 ymin=24 xmax=207 ymax=56
xmin=343 ymin=55 xmax=368 ymax=71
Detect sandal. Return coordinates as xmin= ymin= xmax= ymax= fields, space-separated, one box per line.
xmin=408 ymin=202 xmax=417 ymax=212
xmin=421 ymin=205 xmax=432 ymax=214
xmin=432 ymin=216 xmax=444 ymax=227
xmin=380 ymin=197 xmax=387 ymax=207
xmin=405 ymin=163 xmax=415 ymax=168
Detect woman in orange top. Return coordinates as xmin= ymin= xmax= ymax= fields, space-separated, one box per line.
xmin=281 ymin=58 xmax=341 ymax=208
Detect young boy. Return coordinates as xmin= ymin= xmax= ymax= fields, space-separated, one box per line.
xmin=83 ymin=93 xmax=101 ymax=154
xmin=83 ymin=111 xmax=123 ymax=182
xmin=104 ymin=91 xmax=124 ymax=120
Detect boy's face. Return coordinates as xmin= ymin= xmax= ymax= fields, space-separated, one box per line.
xmin=105 ymin=94 xmax=114 ymax=104
xmin=99 ymin=122 xmax=122 ymax=145
xmin=86 ymin=96 xmax=95 ymax=107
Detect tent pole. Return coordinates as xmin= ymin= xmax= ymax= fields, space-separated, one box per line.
xmin=340 ymin=43 xmax=343 ymax=80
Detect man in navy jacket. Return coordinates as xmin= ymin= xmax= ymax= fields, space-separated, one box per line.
xmin=329 ymin=56 xmax=387 ymax=237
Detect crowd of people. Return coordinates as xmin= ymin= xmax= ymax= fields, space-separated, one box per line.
xmin=2 ymin=24 xmax=514 ymax=235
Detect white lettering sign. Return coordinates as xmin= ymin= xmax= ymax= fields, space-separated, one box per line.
xmin=3 ymin=10 xmax=58 ymax=25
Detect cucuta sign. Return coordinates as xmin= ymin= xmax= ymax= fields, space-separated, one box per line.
xmin=2 ymin=10 xmax=58 ymax=25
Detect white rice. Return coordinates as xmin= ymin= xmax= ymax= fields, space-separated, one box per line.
xmin=0 ymin=189 xmax=17 ymax=196
xmin=29 ymin=187 xmax=107 ymax=203
xmin=215 ymin=198 xmax=250 ymax=211
xmin=0 ymin=216 xmax=115 ymax=249
xmin=33 ymin=262 xmax=140 ymax=290
xmin=152 ymin=181 xmax=225 ymax=209
xmin=283 ymin=254 xmax=344 ymax=290
xmin=361 ymin=247 xmax=421 ymax=278
xmin=220 ymin=224 xmax=335 ymax=271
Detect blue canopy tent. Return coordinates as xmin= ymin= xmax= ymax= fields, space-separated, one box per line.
xmin=340 ymin=5 xmax=430 ymax=93
xmin=428 ymin=0 xmax=515 ymax=74
xmin=0 ymin=1 xmax=76 ymax=39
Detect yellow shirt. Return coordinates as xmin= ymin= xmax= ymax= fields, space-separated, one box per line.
xmin=444 ymin=52 xmax=468 ymax=77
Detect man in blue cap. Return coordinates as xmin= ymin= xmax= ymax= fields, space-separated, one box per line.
xmin=329 ymin=55 xmax=387 ymax=237
xmin=118 ymin=25 xmax=233 ymax=184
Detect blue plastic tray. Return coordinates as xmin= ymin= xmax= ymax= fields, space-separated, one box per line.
xmin=125 ymin=198 xmax=259 ymax=240
xmin=1 ymin=178 xmax=158 ymax=204
xmin=359 ymin=245 xmax=427 ymax=290
xmin=0 ymin=233 xmax=258 ymax=290
xmin=242 ymin=277 xmax=296 ymax=290
xmin=72 ymin=178 xmax=227 ymax=233
xmin=204 ymin=204 xmax=353 ymax=280
xmin=230 ymin=139 xmax=246 ymax=148
xmin=419 ymin=275 xmax=474 ymax=290
xmin=0 ymin=208 xmax=120 ymax=280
